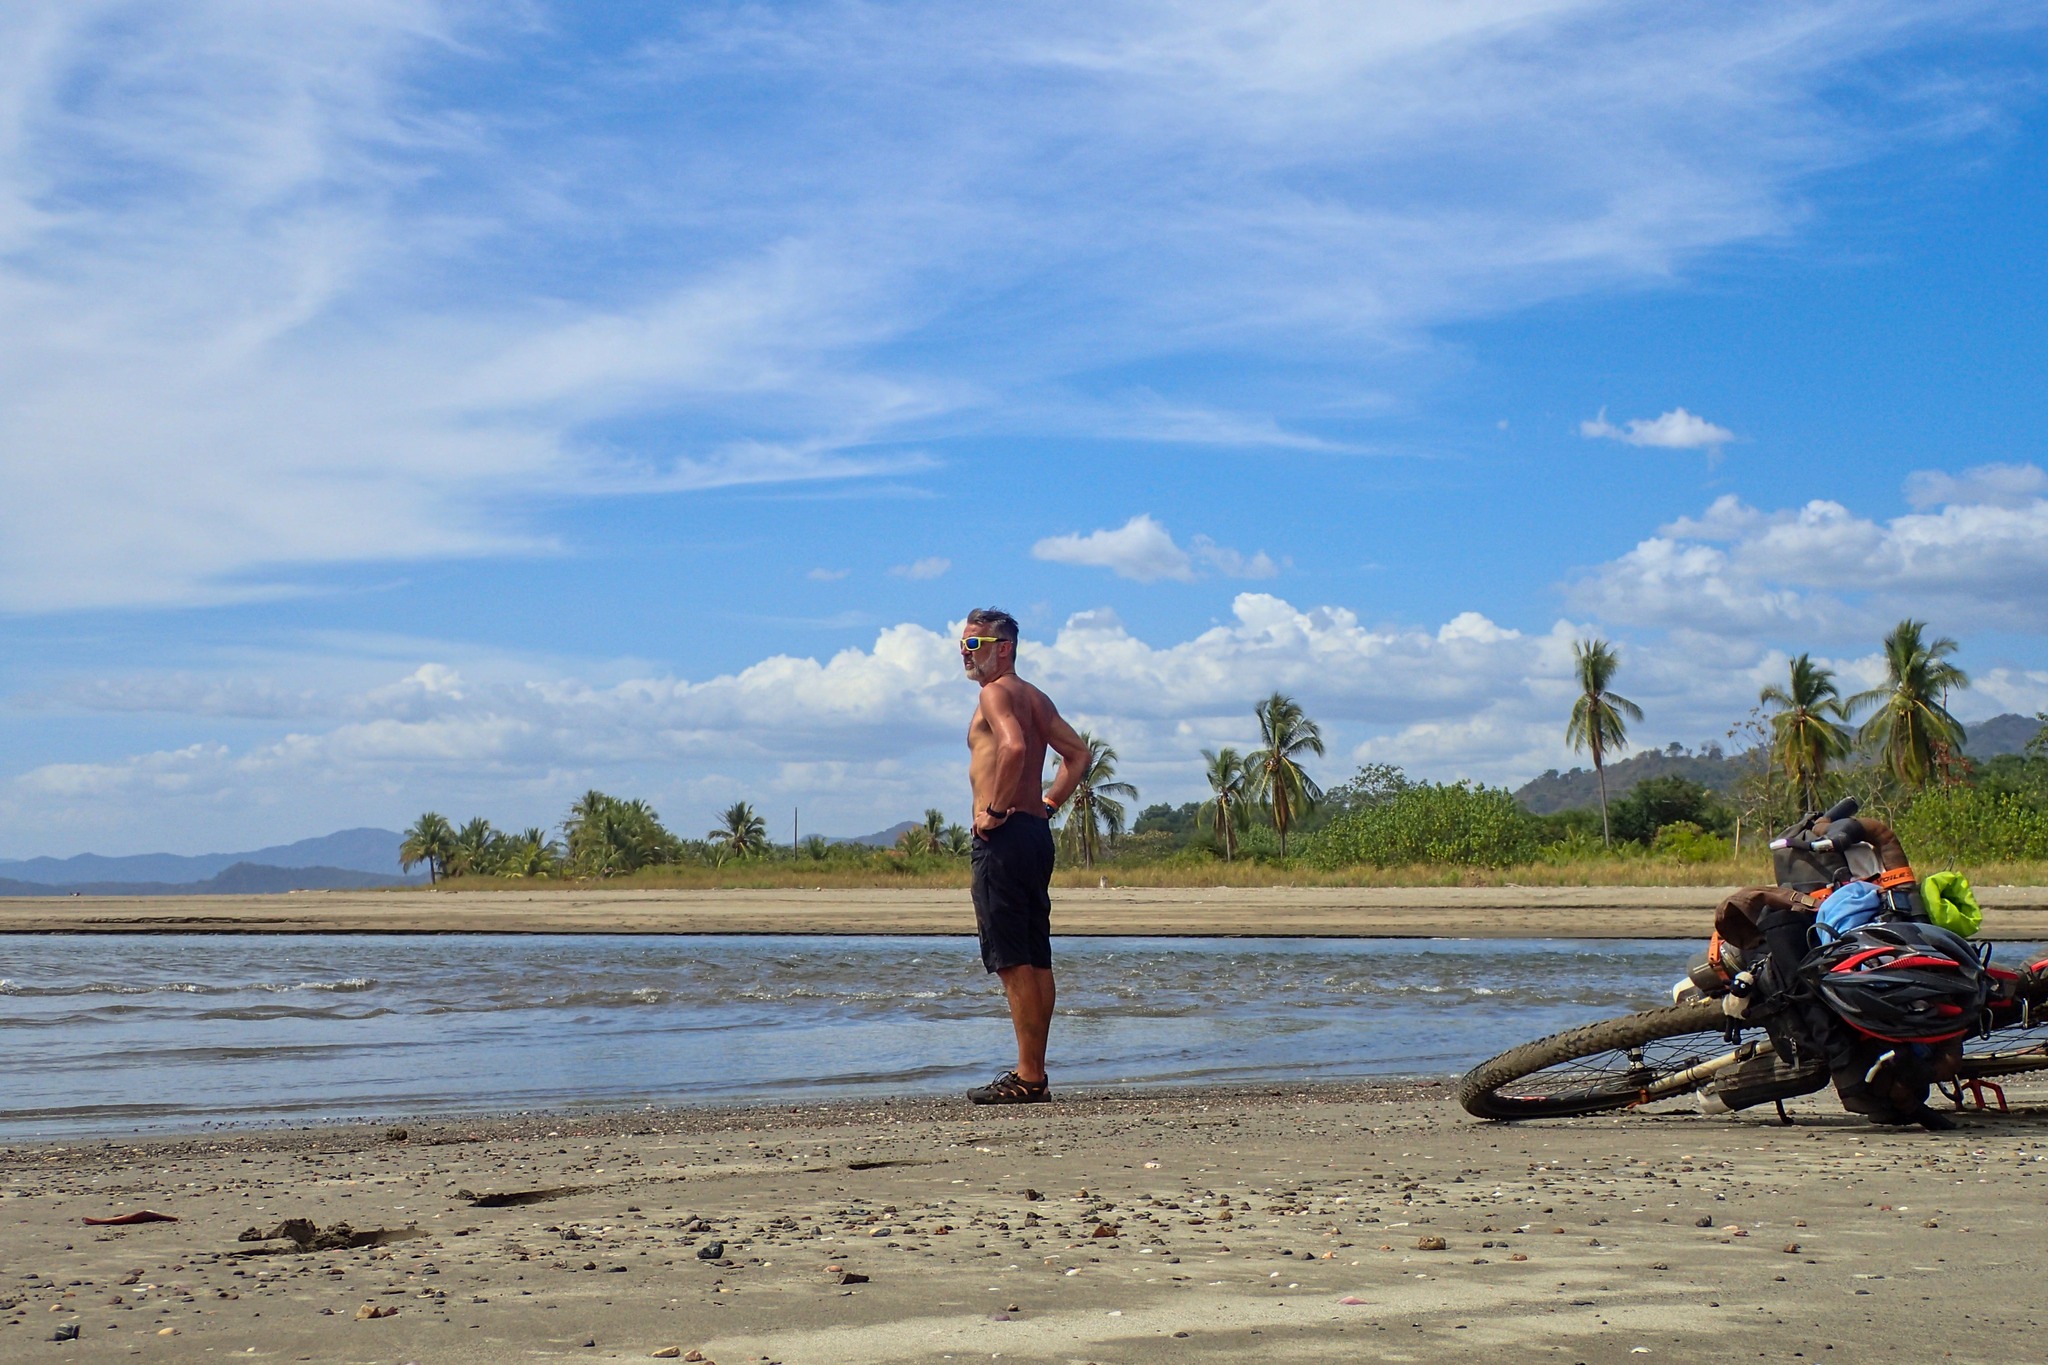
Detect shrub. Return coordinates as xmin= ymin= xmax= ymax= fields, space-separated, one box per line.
xmin=1896 ymin=787 xmax=2048 ymax=865
xmin=1303 ymin=782 xmax=1538 ymax=869
xmin=1536 ymin=827 xmax=1608 ymax=864
xmin=1651 ymin=820 xmax=1733 ymax=863
xmin=1610 ymin=775 xmax=1730 ymax=844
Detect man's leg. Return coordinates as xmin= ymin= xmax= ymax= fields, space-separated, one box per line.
xmin=997 ymin=964 xmax=1056 ymax=1083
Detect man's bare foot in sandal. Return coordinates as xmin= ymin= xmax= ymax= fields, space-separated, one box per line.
xmin=968 ymin=1070 xmax=1050 ymax=1105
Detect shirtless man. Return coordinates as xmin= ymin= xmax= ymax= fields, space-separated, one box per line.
xmin=960 ymin=607 xmax=1091 ymax=1104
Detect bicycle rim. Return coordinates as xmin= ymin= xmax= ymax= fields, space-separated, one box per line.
xmin=1458 ymin=1000 xmax=1734 ymax=1121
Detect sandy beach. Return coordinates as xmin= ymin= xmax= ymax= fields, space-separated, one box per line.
xmin=7 ymin=1081 xmax=2048 ymax=1363
xmin=5 ymin=883 xmax=2048 ymax=938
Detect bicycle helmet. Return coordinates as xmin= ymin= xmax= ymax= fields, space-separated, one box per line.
xmin=1802 ymin=922 xmax=1991 ymax=1044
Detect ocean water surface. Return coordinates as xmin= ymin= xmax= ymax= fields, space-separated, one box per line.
xmin=10 ymin=932 xmax=2031 ymax=1139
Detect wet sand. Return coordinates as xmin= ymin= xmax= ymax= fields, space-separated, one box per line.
xmin=8 ymin=1081 xmax=2048 ymax=1363
xmin=5 ymin=883 xmax=2047 ymax=938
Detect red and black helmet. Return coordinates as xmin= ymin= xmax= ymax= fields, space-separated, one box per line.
xmin=1802 ymin=922 xmax=1991 ymax=1044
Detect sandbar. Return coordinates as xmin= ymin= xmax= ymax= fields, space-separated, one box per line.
xmin=3 ymin=883 xmax=2047 ymax=939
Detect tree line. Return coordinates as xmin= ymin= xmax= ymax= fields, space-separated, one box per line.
xmin=400 ymin=617 xmax=2047 ymax=880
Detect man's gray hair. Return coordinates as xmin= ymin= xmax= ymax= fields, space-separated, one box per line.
xmin=965 ymin=607 xmax=1019 ymax=642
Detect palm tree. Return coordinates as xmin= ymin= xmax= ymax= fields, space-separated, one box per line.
xmin=941 ymin=823 xmax=972 ymax=856
xmin=913 ymin=808 xmax=949 ymax=855
xmin=399 ymin=812 xmax=455 ymax=886
xmin=709 ymin=801 xmax=769 ymax=859
xmin=445 ymin=817 xmax=502 ymax=878
xmin=801 ymin=834 xmax=832 ymax=861
xmin=1759 ymin=654 xmax=1852 ymax=813
xmin=563 ymin=790 xmax=680 ymax=877
xmin=1244 ymin=693 xmax=1325 ymax=859
xmin=1565 ymin=638 xmax=1643 ymax=847
xmin=506 ymin=827 xmax=563 ymax=879
xmin=1848 ymin=619 xmax=1969 ymax=789
xmin=1053 ymin=731 xmax=1139 ymax=869
xmin=1198 ymin=746 xmax=1249 ymax=860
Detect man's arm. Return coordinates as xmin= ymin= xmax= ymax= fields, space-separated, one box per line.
xmin=973 ymin=683 xmax=1030 ymax=835
xmin=1040 ymin=705 xmax=1091 ymax=813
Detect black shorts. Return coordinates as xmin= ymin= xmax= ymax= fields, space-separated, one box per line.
xmin=971 ymin=814 xmax=1056 ymax=972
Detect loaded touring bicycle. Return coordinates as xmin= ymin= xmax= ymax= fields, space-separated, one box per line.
xmin=1458 ymin=799 xmax=2048 ymax=1128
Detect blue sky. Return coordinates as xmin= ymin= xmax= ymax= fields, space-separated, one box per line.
xmin=5 ymin=1 xmax=2048 ymax=856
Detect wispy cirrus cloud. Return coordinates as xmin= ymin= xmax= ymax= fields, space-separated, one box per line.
xmin=4 ymin=1 xmax=2037 ymax=611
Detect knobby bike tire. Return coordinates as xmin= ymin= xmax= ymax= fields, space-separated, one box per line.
xmin=1458 ymin=999 xmax=1732 ymax=1121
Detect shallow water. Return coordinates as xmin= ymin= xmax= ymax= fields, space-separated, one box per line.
xmin=4 ymin=933 xmax=2038 ymax=1139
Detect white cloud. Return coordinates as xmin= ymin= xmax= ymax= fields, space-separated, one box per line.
xmin=807 ymin=567 xmax=850 ymax=581
xmin=1032 ymin=515 xmax=1277 ymax=583
xmin=890 ymin=557 xmax=951 ymax=580
xmin=1569 ymin=479 xmax=2048 ymax=637
xmin=12 ymin=559 xmax=2042 ymax=854
xmin=1904 ymin=462 xmax=2048 ymax=510
xmin=1189 ymin=536 xmax=1281 ymax=580
xmin=1034 ymin=516 xmax=1195 ymax=582
xmin=1580 ymin=407 xmax=1735 ymax=451
xmin=1 ymin=1 xmax=2027 ymax=609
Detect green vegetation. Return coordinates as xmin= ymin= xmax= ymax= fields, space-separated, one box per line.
xmin=410 ymin=618 xmax=2048 ymax=889
xmin=1303 ymin=781 xmax=1536 ymax=869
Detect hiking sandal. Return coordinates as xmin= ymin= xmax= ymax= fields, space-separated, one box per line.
xmin=967 ymin=1070 xmax=1050 ymax=1105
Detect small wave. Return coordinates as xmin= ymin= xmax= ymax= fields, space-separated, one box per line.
xmin=253 ymin=978 xmax=376 ymax=994
xmin=193 ymin=1005 xmax=395 ymax=1023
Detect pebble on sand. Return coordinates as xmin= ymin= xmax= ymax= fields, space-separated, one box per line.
xmin=1415 ymin=1236 xmax=1448 ymax=1251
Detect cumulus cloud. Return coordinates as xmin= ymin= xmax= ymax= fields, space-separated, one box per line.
xmin=1580 ymin=407 xmax=1735 ymax=451
xmin=1904 ymin=462 xmax=2048 ymax=510
xmin=1569 ymin=479 xmax=2048 ymax=637
xmin=890 ymin=557 xmax=951 ymax=580
xmin=1032 ymin=515 xmax=1277 ymax=583
xmin=807 ymin=567 xmax=850 ymax=581
xmin=0 ymin=595 xmax=1764 ymax=849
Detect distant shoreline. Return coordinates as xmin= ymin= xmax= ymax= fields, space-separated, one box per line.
xmin=4 ymin=884 xmax=2048 ymax=938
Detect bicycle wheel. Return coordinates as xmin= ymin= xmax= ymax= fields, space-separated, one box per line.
xmin=1960 ymin=1020 xmax=2048 ymax=1080
xmin=1458 ymin=999 xmax=1735 ymax=1121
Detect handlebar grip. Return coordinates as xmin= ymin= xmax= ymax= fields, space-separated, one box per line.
xmin=1822 ymin=796 xmax=1860 ymax=822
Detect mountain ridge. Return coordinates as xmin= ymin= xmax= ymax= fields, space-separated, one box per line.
xmin=0 ymin=862 xmax=419 ymax=897
xmin=0 ymin=828 xmax=410 ymax=885
xmin=1512 ymin=712 xmax=2042 ymax=814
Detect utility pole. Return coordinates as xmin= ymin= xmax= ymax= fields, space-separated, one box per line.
xmin=793 ymin=807 xmax=799 ymax=856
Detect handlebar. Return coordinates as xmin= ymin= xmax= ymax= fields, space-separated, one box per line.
xmin=1769 ymin=797 xmax=1863 ymax=853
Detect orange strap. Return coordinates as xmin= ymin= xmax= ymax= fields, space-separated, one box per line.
xmin=1706 ymin=931 xmax=1730 ymax=978
xmin=1878 ymin=866 xmax=1916 ymax=890
xmin=1810 ymin=885 xmax=1834 ymax=906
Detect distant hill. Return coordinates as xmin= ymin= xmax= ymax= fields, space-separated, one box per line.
xmin=1514 ymin=745 xmax=1748 ymax=815
xmin=1968 ymin=712 xmax=2043 ymax=758
xmin=0 ymin=862 xmax=417 ymax=897
xmin=828 ymin=821 xmax=923 ymax=848
xmin=0 ymin=828 xmax=410 ymax=886
xmin=1514 ymin=714 xmax=2043 ymax=814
